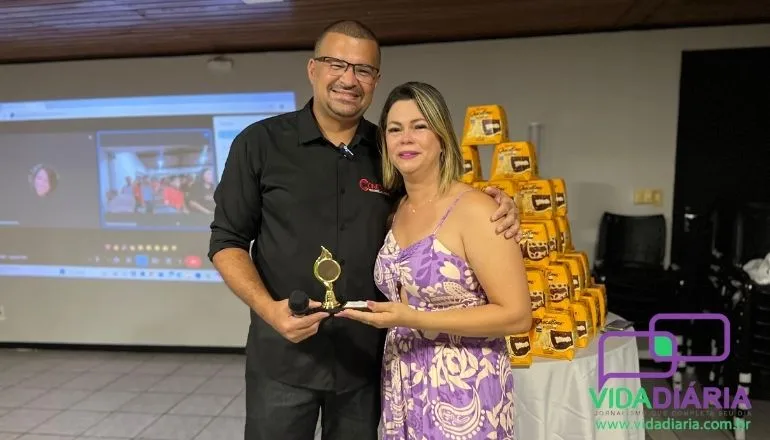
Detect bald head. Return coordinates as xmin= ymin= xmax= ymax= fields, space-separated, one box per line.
xmin=308 ymin=20 xmax=382 ymax=123
xmin=314 ymin=20 xmax=381 ymax=66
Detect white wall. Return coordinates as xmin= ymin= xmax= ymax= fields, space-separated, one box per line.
xmin=1 ymin=24 xmax=769 ymax=346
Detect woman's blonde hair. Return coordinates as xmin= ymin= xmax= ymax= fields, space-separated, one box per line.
xmin=378 ymin=82 xmax=463 ymax=195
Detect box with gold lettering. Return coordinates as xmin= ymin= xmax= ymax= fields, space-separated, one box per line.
xmin=490 ymin=141 xmax=538 ymax=181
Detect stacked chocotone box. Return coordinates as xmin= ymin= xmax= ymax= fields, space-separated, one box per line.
xmin=459 ymin=105 xmax=608 ymax=367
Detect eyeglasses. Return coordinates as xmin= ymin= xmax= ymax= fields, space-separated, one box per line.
xmin=313 ymin=56 xmax=379 ymax=84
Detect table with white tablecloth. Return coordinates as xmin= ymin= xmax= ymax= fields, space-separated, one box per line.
xmin=511 ymin=312 xmax=645 ymax=440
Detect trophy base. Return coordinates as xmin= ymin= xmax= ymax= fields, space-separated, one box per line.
xmin=340 ymin=300 xmax=372 ymax=313
xmin=312 ymin=301 xmax=372 ymax=315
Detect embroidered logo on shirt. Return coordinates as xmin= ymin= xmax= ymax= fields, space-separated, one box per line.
xmin=359 ymin=178 xmax=389 ymax=196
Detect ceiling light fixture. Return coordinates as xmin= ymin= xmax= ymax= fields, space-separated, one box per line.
xmin=241 ymin=0 xmax=283 ymax=4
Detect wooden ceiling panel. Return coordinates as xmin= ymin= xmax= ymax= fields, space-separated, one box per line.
xmin=0 ymin=0 xmax=768 ymax=64
xmin=646 ymin=0 xmax=770 ymax=25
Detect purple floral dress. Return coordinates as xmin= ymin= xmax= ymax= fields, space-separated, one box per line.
xmin=374 ymin=190 xmax=516 ymax=440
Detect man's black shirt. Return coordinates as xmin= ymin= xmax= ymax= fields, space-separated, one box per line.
xmin=208 ymin=99 xmax=393 ymax=393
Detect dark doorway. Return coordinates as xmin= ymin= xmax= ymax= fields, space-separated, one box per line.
xmin=671 ymin=46 xmax=770 ymax=272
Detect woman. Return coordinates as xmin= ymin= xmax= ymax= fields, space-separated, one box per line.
xmin=338 ymin=82 xmax=532 ymax=440
xmin=30 ymin=164 xmax=57 ymax=198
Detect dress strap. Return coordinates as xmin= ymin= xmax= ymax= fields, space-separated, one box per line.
xmin=432 ymin=188 xmax=475 ymax=234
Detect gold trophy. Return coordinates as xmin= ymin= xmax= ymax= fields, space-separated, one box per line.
xmin=314 ymin=246 xmax=342 ymax=311
xmin=313 ymin=246 xmax=370 ymax=314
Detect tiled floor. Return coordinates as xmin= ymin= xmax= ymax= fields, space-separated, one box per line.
xmin=0 ymin=349 xmax=245 ymax=439
xmin=1 ymin=348 xmax=768 ymax=439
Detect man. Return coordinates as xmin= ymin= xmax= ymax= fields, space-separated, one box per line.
xmin=208 ymin=20 xmax=521 ymax=440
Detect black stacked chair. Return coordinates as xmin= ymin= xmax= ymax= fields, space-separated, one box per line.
xmin=729 ymin=203 xmax=770 ymax=391
xmin=592 ymin=213 xmax=683 ymax=386
xmin=668 ymin=207 xmax=724 ymax=388
xmin=667 ymin=201 xmax=770 ymax=438
xmin=722 ymin=202 xmax=770 ymax=438
xmin=592 ymin=213 xmax=675 ymax=326
xmin=669 ymin=205 xmax=738 ymax=388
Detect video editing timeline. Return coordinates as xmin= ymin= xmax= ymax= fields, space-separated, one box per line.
xmin=71 ymin=241 xmax=221 ymax=283
xmin=0 ymin=91 xmax=297 ymax=283
xmin=0 ymin=239 xmax=220 ymax=283
xmin=0 ymin=265 xmax=222 ymax=283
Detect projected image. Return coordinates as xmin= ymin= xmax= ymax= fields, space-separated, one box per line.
xmin=97 ymin=129 xmax=217 ymax=230
xmin=0 ymin=132 xmax=101 ymax=229
xmin=29 ymin=164 xmax=59 ymax=198
xmin=0 ymin=91 xmax=296 ymax=284
xmin=186 ymin=167 xmax=216 ymax=215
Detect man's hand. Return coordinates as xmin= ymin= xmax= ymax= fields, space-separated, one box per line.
xmin=265 ymin=299 xmax=329 ymax=343
xmin=483 ymin=185 xmax=522 ymax=242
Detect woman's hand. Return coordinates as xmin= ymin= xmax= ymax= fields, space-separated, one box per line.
xmin=336 ymin=301 xmax=417 ymax=329
xmin=483 ymin=186 xmax=522 ymax=242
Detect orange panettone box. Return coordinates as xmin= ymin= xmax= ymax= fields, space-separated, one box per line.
xmin=517 ymin=179 xmax=556 ymax=220
xmin=550 ymin=178 xmax=568 ymax=217
xmin=461 ymin=145 xmax=482 ymax=183
xmin=490 ymin=141 xmax=538 ymax=181
xmin=461 ymin=105 xmax=508 ymax=145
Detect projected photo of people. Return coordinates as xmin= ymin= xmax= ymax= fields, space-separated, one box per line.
xmin=186 ymin=167 xmax=216 ymax=215
xmin=97 ymin=129 xmax=217 ymax=230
